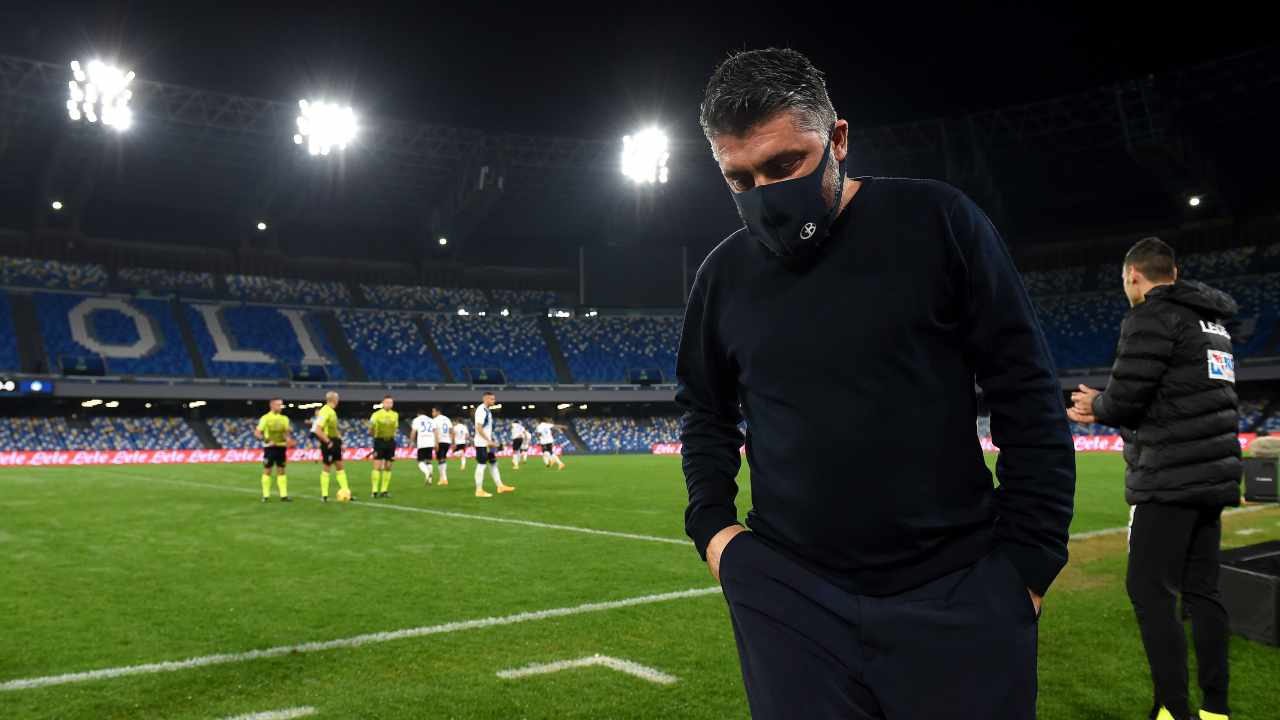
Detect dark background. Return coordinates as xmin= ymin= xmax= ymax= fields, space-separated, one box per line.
xmin=0 ymin=2 xmax=1275 ymax=304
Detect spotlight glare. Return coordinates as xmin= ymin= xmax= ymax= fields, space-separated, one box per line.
xmin=67 ymin=59 xmax=134 ymax=131
xmin=51 ymin=201 xmax=63 ymax=211
xmin=438 ymin=237 xmax=448 ymax=246
xmin=256 ymin=221 xmax=267 ymax=231
xmin=294 ymin=99 xmax=357 ymax=156
xmin=1188 ymin=195 xmax=1202 ymax=207
xmin=622 ymin=127 xmax=671 ymax=185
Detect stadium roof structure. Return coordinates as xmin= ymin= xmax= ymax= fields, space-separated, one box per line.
xmin=0 ymin=47 xmax=1276 ymax=267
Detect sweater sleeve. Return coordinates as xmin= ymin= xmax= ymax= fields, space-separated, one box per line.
xmin=675 ymin=265 xmax=744 ymax=560
xmin=950 ymin=193 xmax=1077 ymax=597
xmin=1091 ymin=311 xmax=1174 ymax=429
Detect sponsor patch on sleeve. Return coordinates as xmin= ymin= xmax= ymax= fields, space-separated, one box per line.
xmin=1207 ymin=349 xmax=1235 ymax=383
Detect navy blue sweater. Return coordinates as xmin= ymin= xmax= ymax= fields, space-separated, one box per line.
xmin=676 ymin=177 xmax=1076 ymax=597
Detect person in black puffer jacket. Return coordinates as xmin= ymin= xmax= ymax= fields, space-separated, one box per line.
xmin=1069 ymin=237 xmax=1240 ymax=720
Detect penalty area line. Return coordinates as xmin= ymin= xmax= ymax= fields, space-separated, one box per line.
xmin=0 ymin=587 xmax=721 ymax=692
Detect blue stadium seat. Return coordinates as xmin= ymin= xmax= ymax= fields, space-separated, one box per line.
xmin=187 ymin=304 xmax=346 ymax=380
xmin=119 ymin=267 xmax=216 ymax=296
xmin=553 ymin=316 xmax=680 ymax=383
xmin=0 ymin=417 xmax=201 ymax=451
xmin=360 ymin=284 xmax=488 ymax=311
xmin=0 ymin=292 xmax=19 ymax=371
xmin=572 ymin=416 xmax=679 ymax=453
xmin=226 ymin=274 xmax=350 ymax=305
xmin=335 ymin=310 xmax=443 ymax=382
xmin=0 ymin=257 xmax=107 ymax=290
xmin=428 ymin=315 xmax=556 ymax=383
xmin=35 ymin=292 xmax=194 ymax=376
xmin=489 ymin=288 xmax=560 ymax=309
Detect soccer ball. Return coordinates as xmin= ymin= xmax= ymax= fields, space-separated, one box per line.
xmin=336 ymin=488 xmax=352 ymax=502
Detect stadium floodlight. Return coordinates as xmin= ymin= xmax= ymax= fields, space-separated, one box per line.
xmin=67 ymin=59 xmax=135 ymax=130
xmin=51 ymin=200 xmax=64 ymax=211
xmin=457 ymin=308 xmax=470 ymax=316
xmin=1188 ymin=195 xmax=1202 ymax=207
xmin=500 ymin=308 xmax=510 ymax=317
xmin=293 ymin=99 xmax=357 ymax=156
xmin=105 ymin=400 xmax=120 ymax=408
xmin=29 ymin=381 xmax=43 ymax=392
xmin=144 ymin=402 xmax=152 ymax=408
xmin=256 ymin=221 xmax=268 ymax=231
xmin=556 ymin=403 xmax=572 ymax=410
xmin=188 ymin=400 xmax=207 ymax=408
xmin=579 ymin=404 xmax=588 ymax=410
xmin=438 ymin=237 xmax=448 ymax=246
xmin=622 ymin=127 xmax=670 ymax=184
xmin=82 ymin=399 xmax=103 ymax=408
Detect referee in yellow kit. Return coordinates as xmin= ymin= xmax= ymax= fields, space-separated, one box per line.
xmin=369 ymin=395 xmax=399 ymax=499
xmin=254 ymin=398 xmax=293 ymax=503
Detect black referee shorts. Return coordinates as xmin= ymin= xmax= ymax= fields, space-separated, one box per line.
xmin=262 ymin=446 xmax=287 ymax=468
xmin=373 ymin=439 xmax=397 ymax=461
xmin=319 ymin=437 xmax=343 ymax=465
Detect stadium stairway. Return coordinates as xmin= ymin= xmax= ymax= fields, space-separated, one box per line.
xmin=413 ymin=317 xmax=455 ymax=383
xmin=314 ymin=311 xmax=368 ymax=382
xmin=563 ymin=423 xmax=589 ymax=453
xmin=8 ymin=292 xmax=49 ymax=373
xmin=187 ymin=416 xmax=221 ymax=449
xmin=349 ymin=282 xmax=369 ymax=307
xmin=171 ymin=298 xmax=208 ymax=377
xmin=537 ymin=315 xmax=575 ymax=384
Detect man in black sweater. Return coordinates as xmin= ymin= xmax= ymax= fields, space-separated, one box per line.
xmin=677 ymin=48 xmax=1076 ymax=719
xmin=1069 ymin=238 xmax=1240 ymax=720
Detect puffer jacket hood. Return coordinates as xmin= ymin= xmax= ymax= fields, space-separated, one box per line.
xmin=1146 ymin=280 xmax=1238 ymax=320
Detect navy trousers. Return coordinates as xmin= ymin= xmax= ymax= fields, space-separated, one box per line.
xmin=720 ymin=532 xmax=1039 ymax=719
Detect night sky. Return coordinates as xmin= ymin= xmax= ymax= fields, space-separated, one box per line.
xmin=0 ymin=3 xmax=1273 ymax=304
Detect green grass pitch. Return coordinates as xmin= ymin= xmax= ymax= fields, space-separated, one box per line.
xmin=1 ymin=454 xmax=1278 ymax=719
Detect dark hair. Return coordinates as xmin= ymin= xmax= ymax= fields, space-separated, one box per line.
xmin=383 ymin=395 xmax=393 ymax=400
xmin=270 ymin=397 xmax=283 ymax=403
xmin=1124 ymin=237 xmax=1177 ymax=282
xmin=482 ymin=391 xmax=495 ymax=398
xmin=431 ymin=406 xmax=441 ymax=413
xmin=700 ymin=48 xmax=837 ymax=140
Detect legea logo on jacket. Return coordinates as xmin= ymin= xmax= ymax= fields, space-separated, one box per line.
xmin=1207 ymin=350 xmax=1235 ymax=383
xmin=1199 ymin=320 xmax=1231 ymax=339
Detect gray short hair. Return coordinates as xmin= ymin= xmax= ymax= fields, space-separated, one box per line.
xmin=700 ymin=48 xmax=837 ymax=140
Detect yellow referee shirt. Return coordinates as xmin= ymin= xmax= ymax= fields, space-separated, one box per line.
xmin=369 ymin=409 xmax=399 ymax=441
xmin=257 ymin=412 xmax=290 ymax=446
xmin=314 ymin=405 xmax=340 ymax=439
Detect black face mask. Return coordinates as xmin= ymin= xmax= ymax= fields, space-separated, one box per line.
xmin=731 ymin=130 xmax=847 ymax=259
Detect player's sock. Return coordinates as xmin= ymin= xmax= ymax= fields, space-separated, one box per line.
xmin=372 ymin=470 xmax=380 ymax=496
xmin=260 ymin=474 xmax=271 ymax=498
xmin=438 ymin=463 xmax=448 ymax=483
xmin=320 ymin=471 xmax=330 ymax=497
xmin=419 ymin=461 xmax=432 ymax=480
xmin=277 ymin=474 xmax=288 ymax=498
xmin=381 ymin=469 xmax=392 ymax=493
xmin=336 ymin=470 xmax=350 ymax=491
xmin=474 ymin=464 xmax=485 ymax=490
xmin=490 ymin=464 xmax=504 ymax=487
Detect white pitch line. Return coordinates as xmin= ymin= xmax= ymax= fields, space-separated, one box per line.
xmin=218 ymin=706 xmax=318 ymax=720
xmin=497 ymin=654 xmax=678 ymax=685
xmin=97 ymin=471 xmax=690 ymax=546
xmin=1068 ymin=504 xmax=1272 ymax=542
xmin=0 ymin=587 xmax=720 ymax=692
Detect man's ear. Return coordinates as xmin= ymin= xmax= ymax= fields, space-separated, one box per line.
xmin=832 ymin=119 xmax=849 ymax=162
